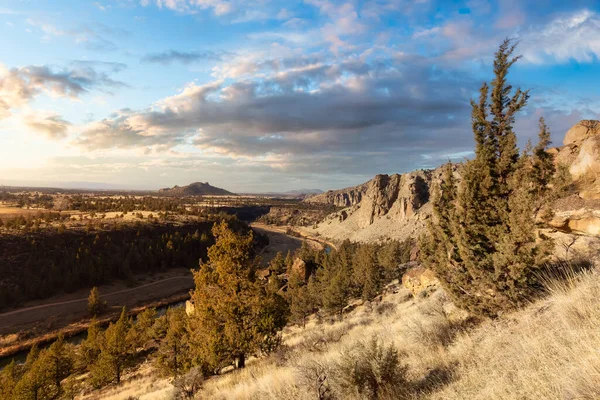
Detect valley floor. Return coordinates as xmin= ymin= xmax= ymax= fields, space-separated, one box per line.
xmin=0 ymin=268 xmax=194 ymax=359
xmin=94 ymin=268 xmax=600 ymax=399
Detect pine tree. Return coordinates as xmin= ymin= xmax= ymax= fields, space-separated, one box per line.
xmin=91 ymin=308 xmax=134 ymax=386
xmin=187 ymin=221 xmax=288 ymax=373
xmin=78 ymin=319 xmax=102 ymax=370
xmin=129 ymin=307 xmax=156 ymax=349
xmin=155 ymin=308 xmax=190 ymax=377
xmin=87 ymin=287 xmax=105 ymax=317
xmin=269 ymin=252 xmax=286 ymax=275
xmin=288 ymin=276 xmax=315 ymax=328
xmin=352 ymin=244 xmax=383 ymax=300
xmin=0 ymin=360 xmax=18 ymax=400
xmin=319 ymin=263 xmax=352 ymax=319
xmin=45 ymin=335 xmax=74 ymax=396
xmin=420 ymin=40 xmax=558 ymax=316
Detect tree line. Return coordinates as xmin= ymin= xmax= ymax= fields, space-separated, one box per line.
xmin=0 ymin=217 xmax=257 ymax=310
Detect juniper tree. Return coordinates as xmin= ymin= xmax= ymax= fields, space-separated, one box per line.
xmin=187 ymin=221 xmax=288 ymax=372
xmin=155 ymin=308 xmax=191 ymax=377
xmin=78 ymin=318 xmax=102 ymax=370
xmin=90 ymin=308 xmax=134 ymax=386
xmin=0 ymin=360 xmax=18 ymax=400
xmin=45 ymin=335 xmax=74 ymax=396
xmin=420 ymin=40 xmax=559 ymax=316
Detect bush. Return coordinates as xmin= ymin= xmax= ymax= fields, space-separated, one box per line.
xmin=172 ymin=367 xmax=204 ymax=400
xmin=333 ymin=338 xmax=409 ymax=400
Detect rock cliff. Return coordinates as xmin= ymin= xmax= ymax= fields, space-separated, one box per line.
xmin=303 ymin=168 xmax=447 ymax=242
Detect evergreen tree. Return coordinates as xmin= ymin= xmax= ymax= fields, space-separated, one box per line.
xmin=0 ymin=360 xmax=18 ymax=399
xmin=87 ymin=287 xmax=105 ymax=317
xmin=352 ymin=245 xmax=383 ymax=300
xmin=319 ymin=262 xmax=352 ymax=319
xmin=187 ymin=221 xmax=288 ymax=372
xmin=155 ymin=308 xmax=190 ymax=377
xmin=288 ymin=275 xmax=316 ymax=328
xmin=129 ymin=307 xmax=156 ymax=349
xmin=45 ymin=335 xmax=74 ymax=396
xmin=420 ymin=40 xmax=560 ymax=316
xmin=78 ymin=319 xmax=102 ymax=371
xmin=269 ymin=252 xmax=287 ymax=275
xmin=90 ymin=308 xmax=134 ymax=386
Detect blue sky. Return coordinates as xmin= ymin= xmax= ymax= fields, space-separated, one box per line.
xmin=0 ymin=0 xmax=599 ymax=192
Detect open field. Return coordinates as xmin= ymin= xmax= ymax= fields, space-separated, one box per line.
xmin=0 ymin=205 xmax=47 ymax=220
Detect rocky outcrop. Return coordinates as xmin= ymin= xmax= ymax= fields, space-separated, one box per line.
xmin=291 ymin=258 xmax=313 ymax=282
xmin=303 ymin=167 xmax=449 ymax=243
xmin=552 ymin=120 xmax=600 ymax=200
xmin=305 ymin=182 xmax=369 ymax=207
xmin=402 ymin=266 xmax=439 ymax=296
xmin=185 ymin=300 xmax=195 ymax=316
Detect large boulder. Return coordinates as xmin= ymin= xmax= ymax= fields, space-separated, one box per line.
xmin=553 ymin=120 xmax=600 ymax=200
xmin=402 ymin=266 xmax=439 ymax=296
xmin=549 ymin=196 xmax=600 ymax=236
xmin=185 ymin=300 xmax=195 ymax=316
xmin=563 ymin=120 xmax=600 ymax=146
xmin=290 ymin=258 xmax=314 ymax=282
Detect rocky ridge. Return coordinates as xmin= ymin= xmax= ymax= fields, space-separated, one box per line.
xmin=303 ymin=168 xmax=448 ymax=243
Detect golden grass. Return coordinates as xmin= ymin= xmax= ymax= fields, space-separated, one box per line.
xmin=198 ymin=271 xmax=600 ymax=400
xmin=91 ymin=270 xmax=600 ymax=399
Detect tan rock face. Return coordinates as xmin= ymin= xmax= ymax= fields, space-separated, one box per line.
xmin=185 ymin=300 xmax=195 ymax=316
xmin=402 ymin=266 xmax=439 ymax=296
xmin=563 ymin=120 xmax=600 ymax=146
xmin=291 ymin=258 xmax=312 ymax=282
xmin=552 ymin=120 xmax=600 ymax=200
xmin=305 ymin=165 xmax=451 ymax=243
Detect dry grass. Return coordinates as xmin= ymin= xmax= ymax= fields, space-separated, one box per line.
xmin=92 ymin=268 xmax=600 ymax=399
xmin=432 ymin=269 xmax=600 ymax=400
xmin=196 ymin=269 xmax=600 ymax=400
xmin=79 ymin=363 xmax=173 ymax=400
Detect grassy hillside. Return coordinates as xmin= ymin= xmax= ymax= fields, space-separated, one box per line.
xmin=91 ymin=268 xmax=600 ymax=399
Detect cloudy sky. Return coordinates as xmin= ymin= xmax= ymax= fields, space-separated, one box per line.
xmin=0 ymin=0 xmax=599 ymax=192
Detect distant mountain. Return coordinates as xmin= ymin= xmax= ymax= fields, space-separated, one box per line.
xmin=284 ymin=189 xmax=324 ymax=195
xmin=240 ymin=188 xmax=325 ymax=199
xmin=158 ymin=182 xmax=236 ymax=196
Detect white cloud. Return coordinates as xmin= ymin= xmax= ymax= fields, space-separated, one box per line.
xmin=520 ymin=9 xmax=600 ymax=64
xmin=23 ymin=113 xmax=72 ymax=139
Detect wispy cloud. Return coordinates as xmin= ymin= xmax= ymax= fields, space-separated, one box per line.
xmin=0 ymin=64 xmax=127 ymax=120
xmin=520 ymin=9 xmax=600 ymax=64
xmin=141 ymin=50 xmax=232 ymax=65
xmin=142 ymin=0 xmax=233 ymax=16
xmin=23 ymin=113 xmax=72 ymax=139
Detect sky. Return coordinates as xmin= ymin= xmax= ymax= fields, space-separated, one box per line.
xmin=0 ymin=0 xmax=599 ymax=192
